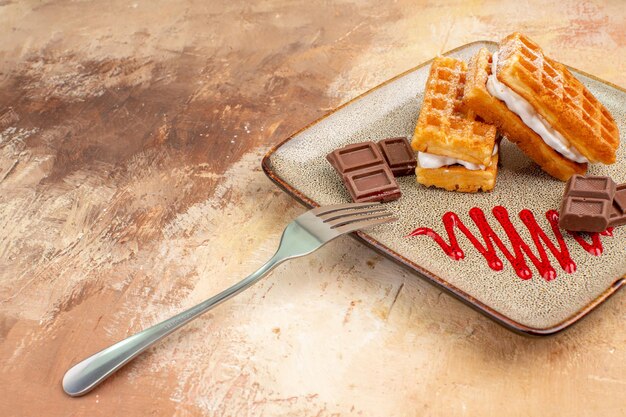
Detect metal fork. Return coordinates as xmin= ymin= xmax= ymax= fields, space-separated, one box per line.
xmin=63 ymin=202 xmax=395 ymax=396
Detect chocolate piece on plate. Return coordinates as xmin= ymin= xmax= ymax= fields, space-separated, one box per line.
xmin=344 ymin=165 xmax=401 ymax=203
xmin=609 ymin=183 xmax=626 ymax=228
xmin=377 ymin=137 xmax=416 ymax=176
xmin=327 ymin=141 xmax=401 ymax=203
xmin=558 ymin=175 xmax=616 ymax=232
xmin=560 ymin=198 xmax=612 ymax=233
xmin=327 ymin=142 xmax=385 ymax=175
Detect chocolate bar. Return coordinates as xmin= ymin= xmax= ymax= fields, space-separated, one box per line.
xmin=327 ymin=142 xmax=385 ymax=174
xmin=609 ymin=184 xmax=626 ymax=228
xmin=344 ymin=165 xmax=401 ymax=202
xmin=327 ymin=142 xmax=401 ymax=203
xmin=558 ymin=175 xmax=617 ymax=232
xmin=377 ymin=137 xmax=417 ymax=176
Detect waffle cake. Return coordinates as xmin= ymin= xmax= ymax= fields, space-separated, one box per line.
xmin=412 ymin=57 xmax=499 ymax=192
xmin=464 ymin=33 xmax=619 ymax=181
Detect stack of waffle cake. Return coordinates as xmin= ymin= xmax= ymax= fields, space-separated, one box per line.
xmin=412 ymin=32 xmax=620 ymax=192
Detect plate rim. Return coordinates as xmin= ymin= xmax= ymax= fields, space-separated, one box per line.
xmin=261 ymin=40 xmax=626 ymax=336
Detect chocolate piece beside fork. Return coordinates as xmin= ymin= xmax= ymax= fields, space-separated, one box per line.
xmin=327 ymin=142 xmax=401 ymax=203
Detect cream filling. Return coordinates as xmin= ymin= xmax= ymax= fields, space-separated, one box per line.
xmin=418 ymin=143 xmax=498 ymax=171
xmin=486 ymin=52 xmax=588 ymax=164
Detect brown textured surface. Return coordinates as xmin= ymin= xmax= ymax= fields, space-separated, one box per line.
xmin=1 ymin=1 xmax=625 ymax=416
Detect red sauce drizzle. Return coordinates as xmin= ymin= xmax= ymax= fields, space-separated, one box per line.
xmin=407 ymin=206 xmax=613 ymax=281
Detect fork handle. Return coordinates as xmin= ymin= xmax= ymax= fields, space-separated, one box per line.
xmin=62 ymin=253 xmax=284 ymax=397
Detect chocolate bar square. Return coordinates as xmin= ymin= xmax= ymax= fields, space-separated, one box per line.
xmin=560 ymin=197 xmax=611 ymax=232
xmin=326 ymin=142 xmax=385 ymax=175
xmin=609 ymin=184 xmax=626 ymax=228
xmin=345 ymin=165 xmax=401 ymax=202
xmin=377 ymin=137 xmax=417 ymax=176
xmin=558 ymin=175 xmax=618 ymax=232
xmin=613 ymin=184 xmax=626 ymax=212
xmin=566 ymin=175 xmax=616 ymax=200
xmin=327 ymin=141 xmax=401 ymax=203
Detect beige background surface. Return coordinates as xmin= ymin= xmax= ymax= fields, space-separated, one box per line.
xmin=0 ymin=0 xmax=625 ymax=416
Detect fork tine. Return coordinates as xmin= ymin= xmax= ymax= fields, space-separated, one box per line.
xmin=318 ymin=205 xmax=388 ymax=222
xmin=309 ymin=202 xmax=381 ymax=216
xmin=325 ymin=211 xmax=393 ymax=228
xmin=333 ymin=215 xmax=397 ymax=234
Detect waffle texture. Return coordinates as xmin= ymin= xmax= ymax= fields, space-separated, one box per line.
xmin=496 ymin=32 xmax=619 ymax=164
xmin=464 ymin=47 xmax=587 ymax=181
xmin=412 ymin=57 xmax=497 ymax=166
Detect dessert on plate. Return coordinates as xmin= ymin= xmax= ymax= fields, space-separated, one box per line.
xmin=463 ymin=32 xmax=619 ymax=181
xmin=412 ymin=56 xmax=499 ymax=192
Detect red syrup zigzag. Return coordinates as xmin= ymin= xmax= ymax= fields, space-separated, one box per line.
xmin=407 ymin=206 xmax=613 ymax=281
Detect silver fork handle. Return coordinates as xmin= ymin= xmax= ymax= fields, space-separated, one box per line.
xmin=62 ymin=252 xmax=285 ymax=397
